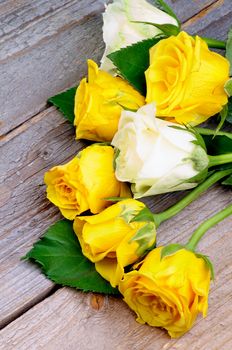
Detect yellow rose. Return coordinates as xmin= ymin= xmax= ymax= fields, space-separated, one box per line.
xmin=145 ymin=31 xmax=230 ymax=125
xmin=119 ymin=247 xmax=210 ymax=338
xmin=44 ymin=145 xmax=130 ymax=220
xmin=73 ymin=199 xmax=156 ymax=287
xmin=74 ymin=59 xmax=145 ymax=141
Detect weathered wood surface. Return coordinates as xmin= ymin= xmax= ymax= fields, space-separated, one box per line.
xmin=0 ymin=107 xmax=85 ymax=328
xmin=183 ymin=0 xmax=232 ymax=40
xmin=1 ymin=194 xmax=231 ymax=350
xmin=0 ymin=0 xmax=232 ymax=348
xmin=0 ymin=0 xmax=106 ymax=136
xmin=166 ymin=0 xmax=216 ymax=22
xmin=0 ymin=0 xmax=218 ymax=136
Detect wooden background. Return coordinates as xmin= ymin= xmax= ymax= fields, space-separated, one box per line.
xmin=0 ymin=0 xmax=232 ymax=349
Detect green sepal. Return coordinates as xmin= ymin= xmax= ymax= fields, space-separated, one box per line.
xmin=132 ymin=21 xmax=180 ymax=36
xmin=161 ymin=244 xmax=184 ymax=259
xmin=116 ymin=102 xmax=137 ymax=112
xmin=130 ymin=222 xmax=156 ymax=256
xmin=152 ymin=0 xmax=181 ymax=28
xmin=103 ymin=197 xmax=131 ymax=202
xmin=188 ymin=145 xmax=209 ymax=172
xmin=120 ymin=205 xmax=141 ymax=223
xmin=169 ymin=124 xmax=207 ymax=152
xmin=23 ymin=220 xmax=119 ymax=295
xmin=175 ymin=125 xmax=209 ymax=184
xmin=131 ymin=207 xmax=155 ymax=224
xmin=224 ymin=79 xmax=232 ymax=97
xmin=185 ymin=168 xmax=208 ymax=185
xmin=108 ymin=36 xmax=164 ymax=95
xmin=226 ymin=26 xmax=232 ymax=76
xmin=113 ymin=148 xmax=120 ymax=170
xmin=48 ymin=87 xmax=77 ymax=123
xmin=191 ymin=128 xmax=207 ymax=152
xmin=195 ymin=253 xmax=215 ymax=280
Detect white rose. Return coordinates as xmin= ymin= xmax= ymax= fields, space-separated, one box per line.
xmin=112 ymin=104 xmax=209 ymax=198
xmin=101 ymin=0 xmax=178 ymax=74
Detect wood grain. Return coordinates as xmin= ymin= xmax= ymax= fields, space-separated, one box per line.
xmin=165 ymin=0 xmax=216 ymax=22
xmin=1 ymin=204 xmax=231 ymax=350
xmin=0 ymin=0 xmax=218 ymax=136
xmin=0 ymin=0 xmax=231 ymax=344
xmin=0 ymin=0 xmax=106 ymax=136
xmin=0 ymin=107 xmax=85 ymax=328
xmin=183 ymin=0 xmax=232 ymax=40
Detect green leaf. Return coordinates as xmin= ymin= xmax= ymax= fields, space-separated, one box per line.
xmin=48 ymin=87 xmax=77 ymax=123
xmin=222 ymin=174 xmax=232 ymax=186
xmin=161 ymin=244 xmax=184 ymax=259
xmin=214 ymin=104 xmax=228 ymax=135
xmin=196 ymin=253 xmax=215 ymax=280
xmin=198 ymin=130 xmax=232 ymax=176
xmin=224 ymin=79 xmax=232 ymax=97
xmin=153 ymin=0 xmax=181 ymax=28
xmin=132 ymin=21 xmax=180 ymax=36
xmin=24 ymin=220 xmax=119 ymax=294
xmin=227 ymin=97 xmax=232 ymax=124
xmin=201 ymin=132 xmax=232 ymax=155
xmin=226 ymin=26 xmax=232 ymax=76
xmin=108 ymin=36 xmax=163 ymax=94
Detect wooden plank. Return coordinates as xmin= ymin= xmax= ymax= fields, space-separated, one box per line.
xmin=165 ymin=0 xmax=216 ymax=22
xmin=1 ymin=200 xmax=231 ymax=349
xmin=183 ymin=0 xmax=231 ymax=40
xmin=0 ymin=0 xmax=218 ymax=136
xmin=0 ymin=0 xmax=230 ymax=332
xmin=0 ymin=0 xmax=106 ymax=136
xmin=0 ymin=107 xmax=85 ymax=328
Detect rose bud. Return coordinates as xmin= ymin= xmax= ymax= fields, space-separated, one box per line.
xmin=119 ymin=247 xmax=210 ymax=338
xmin=74 ymin=59 xmax=144 ymax=142
xmin=73 ymin=199 xmax=156 ymax=287
xmin=44 ymin=144 xmax=130 ymax=219
xmin=112 ymin=103 xmax=209 ymax=198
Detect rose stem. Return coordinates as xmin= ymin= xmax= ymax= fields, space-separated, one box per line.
xmin=201 ymin=37 xmax=226 ymax=50
xmin=208 ymin=154 xmax=232 ymax=167
xmin=186 ymin=203 xmax=232 ymax=251
xmin=195 ymin=127 xmax=232 ymax=139
xmin=153 ymin=169 xmax=232 ymax=227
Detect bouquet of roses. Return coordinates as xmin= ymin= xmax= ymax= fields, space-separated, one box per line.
xmin=24 ymin=0 xmax=232 ymax=339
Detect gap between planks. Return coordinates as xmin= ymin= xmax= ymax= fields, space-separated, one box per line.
xmin=183 ymin=0 xmax=224 ymax=28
